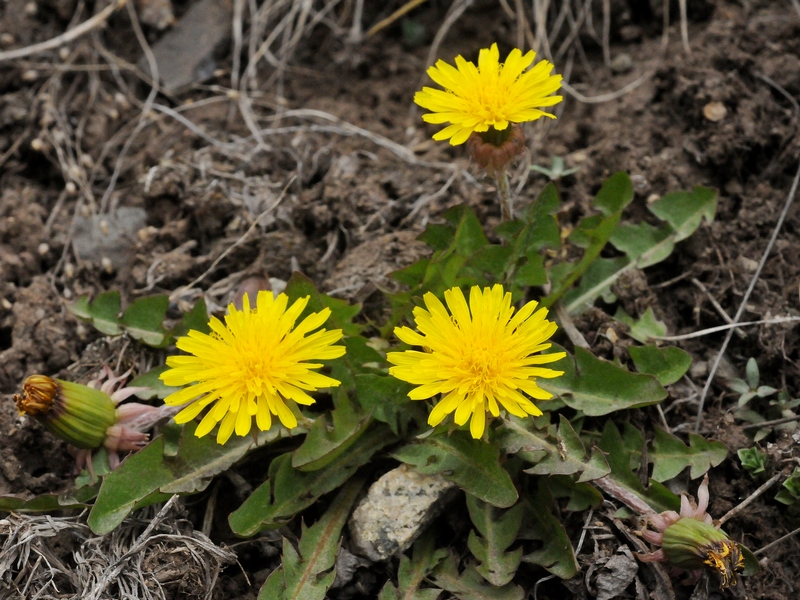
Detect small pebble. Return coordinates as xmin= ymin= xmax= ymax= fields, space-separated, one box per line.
xmin=610 ymin=53 xmax=634 ymax=74
xmin=37 ymin=243 xmax=49 ymax=256
xmin=703 ymin=101 xmax=727 ymax=122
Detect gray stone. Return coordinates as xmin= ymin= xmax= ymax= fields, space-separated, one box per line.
xmin=72 ymin=207 xmax=147 ymax=268
xmin=139 ymin=0 xmax=231 ymax=92
xmin=348 ymin=464 xmax=457 ymax=561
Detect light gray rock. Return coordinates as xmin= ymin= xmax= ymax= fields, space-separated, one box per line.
xmin=348 ymin=464 xmax=457 ymax=561
xmin=72 ymin=207 xmax=147 ymax=269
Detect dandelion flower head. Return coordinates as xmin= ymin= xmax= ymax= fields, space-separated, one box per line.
xmin=387 ymin=284 xmax=565 ymax=439
xmin=414 ymin=43 xmax=563 ymax=146
xmin=161 ymin=291 xmax=345 ymax=444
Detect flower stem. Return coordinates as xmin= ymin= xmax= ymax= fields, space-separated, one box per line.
xmin=497 ymin=171 xmax=513 ymax=221
xmin=593 ymin=476 xmax=658 ymax=517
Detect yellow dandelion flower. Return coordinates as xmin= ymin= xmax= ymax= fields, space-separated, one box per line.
xmin=387 ymin=284 xmax=566 ymax=439
xmin=160 ymin=291 xmax=345 ymax=444
xmin=414 ymin=43 xmax=563 ymax=146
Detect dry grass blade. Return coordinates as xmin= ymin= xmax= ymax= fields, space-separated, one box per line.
xmin=367 ymin=0 xmax=429 ymax=38
xmin=0 ymin=0 xmax=124 ymax=63
xmin=1 ymin=499 xmax=236 ymax=600
xmin=679 ymin=0 xmax=691 ymax=53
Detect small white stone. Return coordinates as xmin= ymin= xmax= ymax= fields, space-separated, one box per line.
xmin=37 ymin=243 xmax=49 ymax=256
xmin=348 ymin=464 xmax=456 ymax=561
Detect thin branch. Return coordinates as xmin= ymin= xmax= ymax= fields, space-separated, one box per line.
xmin=678 ymin=0 xmax=690 ymax=53
xmin=366 ymin=0 xmax=428 ymax=38
xmin=717 ymin=472 xmax=783 ymax=526
xmin=654 ymin=315 xmax=800 ymax=342
xmin=695 ymin=162 xmax=800 ymax=432
xmin=691 ymin=277 xmax=746 ymax=339
xmin=0 ymin=0 xmax=125 ymax=62
xmin=561 ymin=71 xmax=654 ymax=104
xmin=741 ymin=414 xmax=800 ymax=431
xmin=755 ymin=525 xmax=800 ymax=556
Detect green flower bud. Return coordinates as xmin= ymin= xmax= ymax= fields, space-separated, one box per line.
xmin=14 ymin=375 xmax=117 ymax=450
xmin=662 ymin=518 xmax=745 ymax=588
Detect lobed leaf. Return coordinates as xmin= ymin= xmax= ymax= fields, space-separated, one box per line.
xmin=628 ymin=345 xmax=692 ymax=386
xmin=120 ymin=295 xmax=169 ymax=347
xmin=649 ymin=428 xmax=728 ymax=481
xmin=430 ymin=553 xmax=525 ymax=600
xmin=88 ymin=421 xmax=289 ymax=534
xmin=598 ymin=421 xmax=679 ymax=513
xmin=544 ymin=475 xmax=603 ymax=512
xmin=519 ymin=481 xmax=578 ymax=579
xmin=229 ymin=424 xmax=397 ymax=536
xmin=543 ymin=173 xmax=633 ymax=309
xmin=378 ymin=531 xmax=447 ymax=600
xmin=648 ymin=186 xmax=717 ymax=242
xmin=262 ymin=477 xmax=365 ymax=600
xmin=393 ymin=431 xmax=518 ymax=508
xmin=615 ymin=307 xmax=668 ymax=343
xmin=540 ymin=346 xmax=667 ymax=416
xmin=292 ymin=394 xmax=372 ymax=471
xmin=499 ymin=415 xmax=609 ymax=483
xmin=466 ymin=495 xmax=524 ymax=586
xmin=354 ymin=373 xmax=422 ymax=435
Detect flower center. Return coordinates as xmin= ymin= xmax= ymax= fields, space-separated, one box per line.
xmin=462 ymin=343 xmax=504 ymax=390
xmin=237 ymin=353 xmax=275 ymax=396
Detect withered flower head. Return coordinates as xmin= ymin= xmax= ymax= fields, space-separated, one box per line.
xmin=14 ymin=374 xmax=59 ymax=416
xmin=638 ymin=475 xmax=748 ymax=589
xmin=467 ymin=125 xmax=527 ymax=178
xmin=13 ymin=368 xmax=174 ymax=472
xmin=661 ymin=518 xmax=745 ymax=588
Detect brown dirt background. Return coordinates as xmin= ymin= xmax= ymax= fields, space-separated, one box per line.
xmin=2 ymin=0 xmax=800 ymax=598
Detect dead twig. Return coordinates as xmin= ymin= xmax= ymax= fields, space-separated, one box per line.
xmin=655 ymin=315 xmax=800 ymax=342
xmin=170 ymin=177 xmax=294 ymax=302
xmin=678 ymin=0 xmax=691 ymax=53
xmin=0 ymin=0 xmax=125 ymax=62
xmin=755 ymin=525 xmax=800 ymax=556
xmin=691 ymin=278 xmax=746 ymax=339
xmin=561 ymin=71 xmax=655 ymax=104
xmin=741 ymin=414 xmax=800 ymax=431
xmin=98 ymin=0 xmax=159 ymax=214
xmin=695 ymin=162 xmax=800 ymax=432
xmin=367 ymin=0 xmax=428 ymax=38
xmin=717 ymin=472 xmax=783 ymax=526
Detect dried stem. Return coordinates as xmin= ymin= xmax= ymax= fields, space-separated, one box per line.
xmin=497 ymin=171 xmax=514 ymax=221
xmin=594 ymin=476 xmax=658 ymax=517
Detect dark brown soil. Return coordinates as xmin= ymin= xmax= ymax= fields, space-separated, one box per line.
xmin=2 ymin=0 xmax=800 ymax=598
